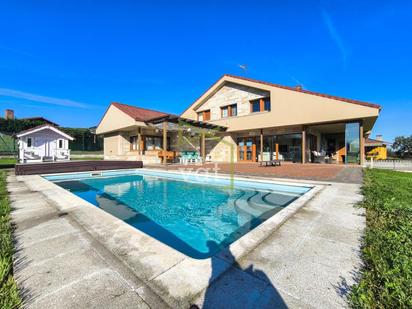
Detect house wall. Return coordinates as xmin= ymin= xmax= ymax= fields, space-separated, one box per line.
xmin=366 ymin=146 xmax=387 ymax=160
xmin=197 ymin=82 xmax=269 ymax=120
xmin=181 ymin=76 xmax=379 ymax=133
xmin=96 ymin=104 xmax=146 ymax=134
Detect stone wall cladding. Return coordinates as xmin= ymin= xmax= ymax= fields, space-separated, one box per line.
xmin=208 ymin=135 xmax=237 ymax=162
xmin=196 ymin=82 xmax=269 ymax=120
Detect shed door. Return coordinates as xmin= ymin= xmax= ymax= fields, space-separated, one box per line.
xmin=35 ymin=138 xmax=54 ymax=157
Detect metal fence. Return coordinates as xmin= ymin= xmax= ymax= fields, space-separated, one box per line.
xmin=0 ymin=132 xmax=17 ymax=155
xmin=364 ymin=158 xmax=412 ymax=170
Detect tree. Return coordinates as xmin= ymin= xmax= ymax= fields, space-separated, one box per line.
xmin=392 ymin=135 xmax=412 ymax=158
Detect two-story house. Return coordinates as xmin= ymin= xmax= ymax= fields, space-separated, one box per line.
xmin=96 ymin=74 xmax=381 ymax=165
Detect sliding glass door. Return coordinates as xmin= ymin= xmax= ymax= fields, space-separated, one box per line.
xmin=238 ymin=137 xmax=256 ymax=162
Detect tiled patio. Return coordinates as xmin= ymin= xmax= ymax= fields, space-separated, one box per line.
xmin=155 ymin=162 xmax=363 ymax=183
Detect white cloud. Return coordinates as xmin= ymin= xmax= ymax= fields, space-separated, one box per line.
xmin=0 ymin=88 xmax=92 ymax=109
xmin=321 ymin=10 xmax=348 ymax=66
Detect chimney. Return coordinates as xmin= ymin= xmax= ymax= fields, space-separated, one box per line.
xmin=376 ymin=135 xmax=383 ymax=141
xmin=5 ymin=109 xmax=14 ymax=120
xmin=295 ymin=85 xmax=303 ymax=91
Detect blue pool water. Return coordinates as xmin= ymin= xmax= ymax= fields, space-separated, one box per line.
xmin=46 ymin=170 xmax=311 ymax=259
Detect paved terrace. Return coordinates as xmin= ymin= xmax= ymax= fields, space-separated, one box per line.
xmin=7 ymin=170 xmax=364 ymax=308
xmin=153 ymin=162 xmax=363 ymax=184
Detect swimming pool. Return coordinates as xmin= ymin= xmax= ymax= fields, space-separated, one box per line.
xmin=45 ymin=169 xmax=311 ymax=259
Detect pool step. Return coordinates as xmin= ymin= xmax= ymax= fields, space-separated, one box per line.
xmin=249 ymin=191 xmax=300 ymax=209
xmin=233 ymin=190 xmax=298 ymax=221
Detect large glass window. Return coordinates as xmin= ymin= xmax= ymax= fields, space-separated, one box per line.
xmin=345 ymin=122 xmax=360 ymax=164
xmin=255 ymin=134 xmax=302 ymax=162
xmin=276 ymin=134 xmax=302 ymax=163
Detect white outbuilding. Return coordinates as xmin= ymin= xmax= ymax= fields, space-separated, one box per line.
xmin=16 ymin=124 xmax=74 ymax=163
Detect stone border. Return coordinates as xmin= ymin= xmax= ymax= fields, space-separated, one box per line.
xmin=15 ymin=169 xmax=323 ymax=307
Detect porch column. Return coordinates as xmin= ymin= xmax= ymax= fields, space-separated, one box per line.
xmin=302 ymin=127 xmax=306 ymax=163
xmin=163 ymin=121 xmax=168 ymax=166
xmin=275 ymin=143 xmax=279 ymax=160
xmin=137 ymin=128 xmax=142 ymax=155
xmin=260 ymin=129 xmax=264 ymax=162
xmin=359 ymin=122 xmax=365 ymax=165
xmin=201 ymin=131 xmax=206 ymax=161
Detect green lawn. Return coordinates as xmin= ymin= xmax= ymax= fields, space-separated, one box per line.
xmin=70 ymin=157 xmax=103 ymax=161
xmin=350 ymin=169 xmax=412 ymax=308
xmin=71 ymin=150 xmax=103 ymax=155
xmin=0 ymin=170 xmax=21 ymax=308
xmin=0 ymin=158 xmax=17 ymax=165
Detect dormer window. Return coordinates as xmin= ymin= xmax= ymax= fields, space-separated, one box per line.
xmin=250 ymin=97 xmax=270 ymax=113
xmin=221 ymin=104 xmax=237 ymax=118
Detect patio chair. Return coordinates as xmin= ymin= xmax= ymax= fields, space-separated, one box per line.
xmin=312 ymin=151 xmax=325 ymax=163
xmin=259 ymin=159 xmax=281 ymax=167
xmin=179 ymin=151 xmax=195 ymax=164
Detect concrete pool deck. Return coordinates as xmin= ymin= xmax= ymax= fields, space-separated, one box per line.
xmin=7 ymin=169 xmax=364 ymax=308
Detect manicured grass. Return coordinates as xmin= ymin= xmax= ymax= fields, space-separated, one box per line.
xmin=71 ymin=151 xmax=103 ymax=155
xmin=0 ymin=158 xmax=17 ymax=166
xmin=70 ymin=157 xmax=103 ymax=161
xmin=0 ymin=170 xmax=21 ymax=308
xmin=350 ymin=169 xmax=412 ymax=308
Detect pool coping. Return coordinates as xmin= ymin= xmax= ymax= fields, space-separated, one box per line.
xmin=17 ymin=168 xmax=324 ymax=307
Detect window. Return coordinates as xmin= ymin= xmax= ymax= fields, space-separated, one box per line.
xmin=264 ymin=97 xmax=271 ymax=111
xmin=27 ymin=137 xmax=32 ymax=147
xmin=221 ymin=106 xmax=228 ymax=118
xmin=231 ymin=104 xmax=237 ymax=116
xmin=251 ymin=100 xmax=260 ymax=112
xmin=58 ymin=139 xmax=63 ymax=149
xmin=130 ymin=136 xmax=138 ymax=150
xmin=250 ymin=97 xmax=270 ymax=113
xmin=144 ymin=136 xmax=164 ymax=150
xmin=221 ymin=104 xmax=237 ymax=118
xmin=197 ymin=110 xmax=211 ymax=121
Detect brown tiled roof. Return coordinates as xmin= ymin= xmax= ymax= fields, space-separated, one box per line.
xmin=223 ymin=74 xmax=381 ymax=109
xmin=112 ymin=102 xmax=169 ymax=122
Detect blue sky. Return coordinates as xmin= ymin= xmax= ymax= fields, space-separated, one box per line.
xmin=0 ymin=1 xmax=411 ymax=141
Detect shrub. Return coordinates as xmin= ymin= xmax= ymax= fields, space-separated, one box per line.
xmin=350 ymin=169 xmax=412 ymax=308
xmin=0 ymin=171 xmax=21 ymax=308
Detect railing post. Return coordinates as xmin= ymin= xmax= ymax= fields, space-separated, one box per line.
xmin=370 ymin=157 xmax=373 ymax=169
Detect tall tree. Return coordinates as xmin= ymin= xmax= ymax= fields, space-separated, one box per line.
xmin=392 ymin=135 xmax=412 ymax=158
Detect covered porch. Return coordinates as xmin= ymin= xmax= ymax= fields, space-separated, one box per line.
xmin=107 ymin=115 xmax=227 ymax=165
xmin=231 ymin=120 xmax=368 ymax=165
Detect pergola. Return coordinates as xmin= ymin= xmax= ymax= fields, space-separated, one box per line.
xmin=147 ymin=114 xmax=227 ymax=165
